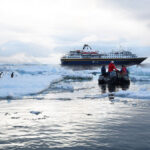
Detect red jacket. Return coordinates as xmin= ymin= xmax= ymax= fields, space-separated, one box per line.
xmin=108 ymin=63 xmax=118 ymax=72
xmin=121 ymin=67 xmax=127 ymax=74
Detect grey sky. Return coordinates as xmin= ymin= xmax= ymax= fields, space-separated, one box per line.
xmin=103 ymin=0 xmax=150 ymax=20
xmin=0 ymin=0 xmax=149 ymax=64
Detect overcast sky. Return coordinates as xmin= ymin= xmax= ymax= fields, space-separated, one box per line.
xmin=0 ymin=0 xmax=150 ymax=64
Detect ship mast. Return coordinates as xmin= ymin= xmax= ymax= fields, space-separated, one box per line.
xmin=82 ymin=44 xmax=92 ymax=50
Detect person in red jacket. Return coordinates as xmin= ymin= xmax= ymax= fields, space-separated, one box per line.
xmin=120 ymin=65 xmax=128 ymax=75
xmin=108 ymin=61 xmax=118 ymax=72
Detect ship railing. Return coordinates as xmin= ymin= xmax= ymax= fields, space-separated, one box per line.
xmin=67 ymin=56 xmax=82 ymax=58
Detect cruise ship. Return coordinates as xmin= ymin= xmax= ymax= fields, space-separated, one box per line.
xmin=61 ymin=44 xmax=147 ymax=65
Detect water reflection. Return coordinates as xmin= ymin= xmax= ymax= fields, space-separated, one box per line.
xmin=99 ymin=82 xmax=130 ymax=100
xmin=99 ymin=82 xmax=130 ymax=93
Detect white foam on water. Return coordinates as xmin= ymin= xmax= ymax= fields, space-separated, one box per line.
xmin=116 ymin=65 xmax=150 ymax=82
xmin=51 ymin=83 xmax=74 ymax=92
xmin=63 ymin=70 xmax=93 ymax=80
xmin=115 ymin=88 xmax=150 ymax=99
xmin=81 ymin=93 xmax=108 ymax=99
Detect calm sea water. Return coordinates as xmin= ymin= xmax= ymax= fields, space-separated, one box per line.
xmin=0 ymin=64 xmax=150 ymax=150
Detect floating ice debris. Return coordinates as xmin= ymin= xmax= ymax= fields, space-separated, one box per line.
xmin=132 ymin=103 xmax=137 ymax=107
xmin=51 ymin=83 xmax=74 ymax=92
xmin=0 ymin=72 xmax=62 ymax=98
xmin=11 ymin=117 xmax=20 ymax=119
xmin=5 ymin=112 xmax=10 ymax=116
xmin=30 ymin=111 xmax=41 ymax=115
xmin=121 ymin=100 xmax=128 ymax=104
xmin=0 ymin=64 xmax=95 ymax=98
xmin=86 ymin=113 xmax=92 ymax=116
xmin=63 ymin=74 xmax=93 ymax=80
xmin=75 ymin=86 xmax=95 ymax=91
xmin=115 ymin=89 xmax=150 ymax=100
xmin=53 ymin=98 xmax=72 ymax=101
xmin=129 ymin=65 xmax=150 ymax=82
xmin=109 ymin=99 xmax=115 ymax=103
xmin=0 ymin=64 xmax=150 ymax=99
xmin=80 ymin=93 xmax=108 ymax=99
xmin=130 ymin=76 xmax=150 ymax=82
xmin=63 ymin=70 xmax=93 ymax=80
xmin=91 ymin=72 xmax=100 ymax=75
